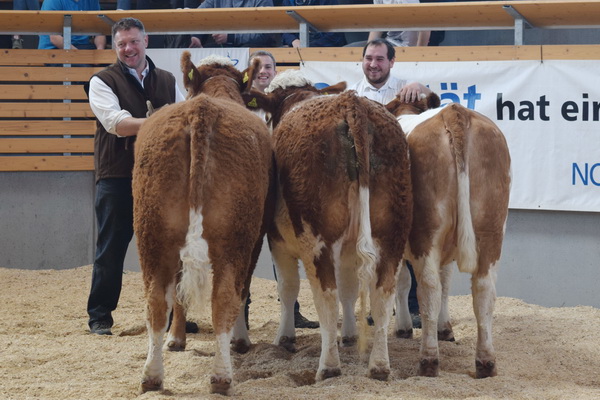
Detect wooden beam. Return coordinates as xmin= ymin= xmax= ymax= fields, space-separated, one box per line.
xmin=0 ymin=49 xmax=115 ymax=66
xmin=0 ymin=84 xmax=88 ymax=100
xmin=0 ymin=103 xmax=93 ymax=118
xmin=0 ymin=138 xmax=94 ymax=153
xmin=0 ymin=66 xmax=102 ymax=82
xmin=0 ymin=121 xmax=96 ymax=136
xmin=0 ymin=155 xmax=94 ymax=171
xmin=3 ymin=2 xmax=600 ymax=37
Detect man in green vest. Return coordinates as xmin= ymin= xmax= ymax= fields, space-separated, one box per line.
xmin=85 ymin=17 xmax=187 ymax=335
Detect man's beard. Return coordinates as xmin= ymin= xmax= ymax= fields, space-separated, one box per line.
xmin=367 ymin=70 xmax=390 ymax=86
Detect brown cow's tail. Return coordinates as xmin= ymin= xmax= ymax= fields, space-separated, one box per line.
xmin=445 ymin=104 xmax=478 ymax=275
xmin=177 ymin=96 xmax=215 ymax=314
xmin=342 ymin=91 xmax=378 ymax=355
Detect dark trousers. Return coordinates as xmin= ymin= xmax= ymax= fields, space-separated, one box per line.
xmin=87 ymin=178 xmax=134 ymax=327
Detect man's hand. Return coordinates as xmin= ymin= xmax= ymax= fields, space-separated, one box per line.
xmin=398 ymin=82 xmax=432 ymax=103
xmin=189 ymin=37 xmax=203 ymax=48
xmin=212 ymin=34 xmax=228 ymax=45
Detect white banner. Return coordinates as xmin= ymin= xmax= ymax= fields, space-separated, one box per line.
xmin=302 ymin=60 xmax=600 ymax=212
xmin=148 ymin=48 xmax=250 ymax=95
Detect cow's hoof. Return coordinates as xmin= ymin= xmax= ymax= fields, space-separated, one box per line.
xmin=231 ymin=338 xmax=250 ymax=354
xmin=476 ymin=359 xmax=497 ymax=378
xmin=419 ymin=358 xmax=439 ymax=377
xmin=368 ymin=366 xmax=390 ymax=381
xmin=166 ymin=338 xmax=186 ymax=352
xmin=318 ymin=367 xmax=341 ymax=381
xmin=139 ymin=378 xmax=163 ymax=393
xmin=395 ymin=329 xmax=413 ymax=339
xmin=438 ymin=329 xmax=455 ymax=342
xmin=210 ymin=375 xmax=232 ymax=395
xmin=341 ymin=335 xmax=357 ymax=347
xmin=278 ymin=336 xmax=297 ymax=353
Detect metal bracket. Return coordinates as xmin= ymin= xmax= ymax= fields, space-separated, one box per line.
xmin=286 ymin=10 xmax=319 ymax=48
xmin=98 ymin=14 xmax=116 ymax=28
xmin=503 ymin=5 xmax=534 ymax=46
xmin=63 ymin=14 xmax=72 ymax=50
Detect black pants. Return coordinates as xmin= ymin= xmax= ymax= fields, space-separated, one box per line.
xmin=87 ymin=178 xmax=134 ymax=327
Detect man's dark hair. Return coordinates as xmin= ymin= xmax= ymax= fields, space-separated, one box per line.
xmin=112 ymin=17 xmax=146 ymax=37
xmin=362 ymin=38 xmax=396 ymax=60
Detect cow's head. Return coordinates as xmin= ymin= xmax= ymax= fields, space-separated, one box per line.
xmin=385 ymin=91 xmax=441 ymax=117
xmin=180 ymin=51 xmax=255 ymax=104
xmin=241 ymin=69 xmax=346 ymax=128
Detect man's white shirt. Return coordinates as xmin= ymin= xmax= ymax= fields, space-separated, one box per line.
xmin=349 ymin=74 xmax=408 ymax=105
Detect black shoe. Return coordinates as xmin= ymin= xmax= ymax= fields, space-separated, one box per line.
xmin=185 ymin=321 xmax=199 ymax=334
xmin=294 ymin=312 xmax=319 ymax=329
xmin=411 ymin=313 xmax=422 ymax=329
xmin=366 ymin=313 xmax=374 ymax=326
xmin=90 ymin=321 xmax=112 ymax=336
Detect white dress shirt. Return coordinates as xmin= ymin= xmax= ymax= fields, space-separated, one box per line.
xmin=349 ymin=74 xmax=408 ymax=105
xmin=88 ymin=62 xmax=186 ymax=137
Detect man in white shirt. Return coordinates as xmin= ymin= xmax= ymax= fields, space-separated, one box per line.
xmin=349 ymin=38 xmax=431 ymax=105
xmin=85 ymin=17 xmax=187 ymax=336
xmin=349 ymin=38 xmax=429 ymax=329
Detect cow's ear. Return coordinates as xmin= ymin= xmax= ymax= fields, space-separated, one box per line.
xmin=242 ymin=58 xmax=261 ymax=93
xmin=317 ymin=81 xmax=346 ymax=95
xmin=426 ymin=92 xmax=441 ymax=109
xmin=385 ymin=96 xmax=403 ymax=116
xmin=180 ymin=51 xmax=201 ymax=96
xmin=242 ymin=89 xmax=277 ymax=113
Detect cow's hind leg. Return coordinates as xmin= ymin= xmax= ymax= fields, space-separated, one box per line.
xmin=338 ymin=246 xmax=359 ymax=347
xmin=166 ymin=300 xmax=186 ymax=351
xmin=471 ymin=263 xmax=498 ymax=378
xmin=438 ymin=263 xmax=455 ymax=342
xmin=413 ymin=253 xmax=443 ymax=377
xmin=304 ymin=249 xmax=341 ymax=381
xmin=394 ymin=261 xmax=413 ymax=339
xmin=210 ymin=262 xmax=246 ymax=395
xmin=140 ymin=279 xmax=175 ymax=393
xmin=271 ymin=242 xmax=301 ymax=353
xmin=369 ymin=252 xmax=400 ymax=380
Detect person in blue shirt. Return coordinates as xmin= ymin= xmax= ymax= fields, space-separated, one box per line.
xmin=190 ymin=0 xmax=277 ymax=48
xmin=280 ymin=0 xmax=346 ymax=47
xmin=38 ymin=0 xmax=106 ymax=50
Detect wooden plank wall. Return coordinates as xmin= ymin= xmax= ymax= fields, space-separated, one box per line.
xmin=1 ymin=45 xmax=600 ymax=171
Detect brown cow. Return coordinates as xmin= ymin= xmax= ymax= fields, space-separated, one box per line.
xmin=243 ymin=70 xmax=413 ymax=381
xmin=386 ymin=93 xmax=511 ymax=379
xmin=134 ymin=53 xmax=273 ymax=395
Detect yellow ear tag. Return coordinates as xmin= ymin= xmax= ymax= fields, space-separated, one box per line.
xmin=243 ymin=72 xmax=249 ymax=84
xmin=188 ymin=69 xmax=194 ymax=81
xmin=247 ymin=98 xmax=258 ymax=108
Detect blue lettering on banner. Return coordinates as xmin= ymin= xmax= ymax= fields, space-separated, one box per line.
xmin=572 ymin=163 xmax=600 ymax=186
xmin=438 ymin=83 xmax=481 ymax=110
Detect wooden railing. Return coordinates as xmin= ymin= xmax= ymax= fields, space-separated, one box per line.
xmin=2 ymin=1 xmax=600 ymax=46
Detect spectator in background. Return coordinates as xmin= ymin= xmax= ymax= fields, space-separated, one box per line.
xmin=368 ymin=0 xmax=430 ymax=47
xmin=190 ymin=0 xmax=277 ymax=48
xmin=244 ymin=50 xmax=319 ymax=329
xmin=349 ymin=39 xmax=431 ymax=328
xmin=280 ymin=0 xmax=346 ymax=47
xmin=12 ymin=0 xmax=40 ymax=49
xmin=38 ymin=0 xmax=106 ymax=50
